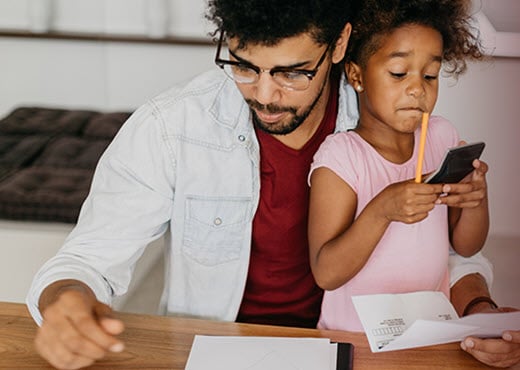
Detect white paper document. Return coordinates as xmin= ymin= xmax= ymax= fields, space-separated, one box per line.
xmin=352 ymin=291 xmax=520 ymax=352
xmin=185 ymin=335 xmax=338 ymax=370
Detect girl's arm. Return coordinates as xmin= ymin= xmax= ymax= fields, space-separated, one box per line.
xmin=308 ymin=167 xmax=388 ymax=290
xmin=447 ymin=159 xmax=490 ymax=257
xmin=308 ymin=167 xmax=443 ymax=290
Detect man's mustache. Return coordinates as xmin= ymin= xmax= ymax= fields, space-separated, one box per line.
xmin=245 ymin=99 xmax=297 ymax=115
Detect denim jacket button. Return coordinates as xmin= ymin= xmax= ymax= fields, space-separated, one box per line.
xmin=214 ymin=217 xmax=222 ymax=226
xmin=238 ymin=135 xmax=246 ymax=142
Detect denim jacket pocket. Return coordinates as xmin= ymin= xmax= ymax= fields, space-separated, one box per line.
xmin=183 ymin=196 xmax=251 ymax=266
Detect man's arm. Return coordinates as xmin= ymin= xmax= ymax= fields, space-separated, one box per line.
xmin=450 ymin=272 xmax=496 ymax=317
xmin=450 ymin=273 xmax=520 ymax=368
xmin=38 ymin=279 xmax=97 ymax=314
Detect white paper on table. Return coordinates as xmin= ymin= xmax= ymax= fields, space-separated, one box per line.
xmin=352 ymin=291 xmax=520 ymax=352
xmin=184 ymin=335 xmax=338 ymax=370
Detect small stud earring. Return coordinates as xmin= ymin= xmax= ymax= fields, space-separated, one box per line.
xmin=356 ymin=85 xmax=363 ymax=92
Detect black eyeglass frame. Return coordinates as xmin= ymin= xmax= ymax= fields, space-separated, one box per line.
xmin=214 ymin=31 xmax=333 ymax=89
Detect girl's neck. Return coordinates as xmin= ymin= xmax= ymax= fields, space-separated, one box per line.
xmin=354 ymin=123 xmax=415 ymax=164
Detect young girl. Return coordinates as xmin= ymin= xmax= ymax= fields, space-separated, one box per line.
xmin=308 ymin=0 xmax=489 ymax=331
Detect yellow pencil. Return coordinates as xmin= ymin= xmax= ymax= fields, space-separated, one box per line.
xmin=415 ymin=112 xmax=429 ymax=183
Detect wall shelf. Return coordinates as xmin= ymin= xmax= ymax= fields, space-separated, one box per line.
xmin=0 ymin=29 xmax=214 ymax=46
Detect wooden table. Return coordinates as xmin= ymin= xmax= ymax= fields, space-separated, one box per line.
xmin=0 ymin=301 xmax=494 ymax=369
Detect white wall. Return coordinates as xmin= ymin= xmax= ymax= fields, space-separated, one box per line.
xmin=435 ymin=58 xmax=520 ymax=238
xmin=0 ymin=37 xmax=215 ymax=115
xmin=0 ymin=221 xmax=72 ymax=303
xmin=0 ymin=0 xmax=211 ymax=36
xmin=0 ymin=0 xmax=215 ymax=116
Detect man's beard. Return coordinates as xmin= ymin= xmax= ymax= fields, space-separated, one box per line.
xmin=247 ymin=77 xmax=328 ymax=136
xmin=248 ymin=103 xmax=302 ymax=135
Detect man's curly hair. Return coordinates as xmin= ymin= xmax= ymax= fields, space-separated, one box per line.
xmin=346 ymin=0 xmax=484 ymax=77
xmin=206 ymin=0 xmax=354 ymax=49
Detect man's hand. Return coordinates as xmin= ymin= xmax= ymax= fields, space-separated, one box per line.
xmin=34 ymin=281 xmax=125 ymax=370
xmin=451 ymin=274 xmax=520 ymax=368
xmin=461 ymin=306 xmax=520 ymax=369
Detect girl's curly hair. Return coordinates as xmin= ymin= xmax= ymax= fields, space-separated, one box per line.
xmin=206 ymin=0 xmax=354 ymax=49
xmin=346 ymin=0 xmax=484 ymax=77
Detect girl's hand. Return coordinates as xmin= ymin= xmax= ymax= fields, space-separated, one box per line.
xmin=438 ymin=159 xmax=489 ymax=209
xmin=374 ymin=180 xmax=443 ymax=224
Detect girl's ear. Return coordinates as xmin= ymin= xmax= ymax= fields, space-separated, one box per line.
xmin=332 ymin=23 xmax=352 ymax=63
xmin=346 ymin=61 xmax=364 ymax=93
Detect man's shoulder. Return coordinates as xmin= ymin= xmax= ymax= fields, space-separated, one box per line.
xmin=146 ymin=69 xmax=246 ymax=122
xmin=336 ymin=76 xmax=359 ymax=132
xmin=126 ymin=69 xmax=249 ymax=141
xmin=151 ymin=69 xmax=228 ymax=107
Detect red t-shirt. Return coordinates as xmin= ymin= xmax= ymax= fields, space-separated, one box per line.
xmin=237 ymin=78 xmax=339 ymax=328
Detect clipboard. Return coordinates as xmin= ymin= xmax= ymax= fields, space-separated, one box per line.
xmin=336 ymin=342 xmax=354 ymax=370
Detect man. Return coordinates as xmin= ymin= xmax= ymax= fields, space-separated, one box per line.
xmin=27 ymin=0 xmax=519 ymax=369
xmin=450 ymin=254 xmax=520 ymax=368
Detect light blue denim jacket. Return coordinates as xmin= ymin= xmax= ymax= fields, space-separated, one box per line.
xmin=26 ymin=69 xmax=492 ymax=325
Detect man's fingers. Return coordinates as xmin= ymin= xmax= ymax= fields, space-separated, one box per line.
xmin=36 ymin=290 xmax=125 ymax=369
xmin=94 ymin=302 xmax=125 ymax=336
xmin=465 ymin=337 xmax=515 ymax=354
xmin=93 ymin=301 xmax=125 ymax=346
xmin=62 ymin=319 xmax=108 ymax=359
xmin=461 ymin=336 xmax=520 ymax=368
xmin=496 ymin=307 xmax=518 ymax=314
xmin=47 ymin=308 xmax=108 ymax=358
xmin=45 ymin=343 xmax=97 ymax=370
xmin=68 ymin=303 xmax=125 ymax=353
xmin=35 ymin=319 xmax=100 ymax=370
xmin=99 ymin=317 xmax=125 ymax=337
xmin=503 ymin=330 xmax=520 ymax=342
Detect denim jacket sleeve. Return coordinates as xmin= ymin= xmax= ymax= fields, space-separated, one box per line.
xmin=26 ymin=102 xmax=175 ymax=325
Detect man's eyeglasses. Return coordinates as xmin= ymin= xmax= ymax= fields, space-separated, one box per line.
xmin=214 ymin=31 xmax=332 ymax=91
